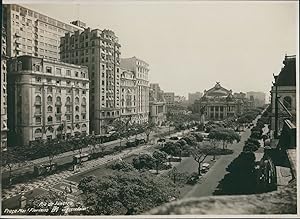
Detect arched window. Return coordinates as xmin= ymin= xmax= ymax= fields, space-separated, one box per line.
xmin=34 ymin=128 xmax=42 ymax=134
xmin=35 ymin=95 xmax=41 ymax=103
xmin=47 ymin=116 xmax=53 ymax=123
xmin=56 ymin=96 xmax=61 ymax=102
xmin=75 ymin=106 xmax=79 ymax=112
xmin=47 ymin=106 xmax=53 ymax=112
xmin=283 ymin=96 xmax=292 ymax=110
xmin=47 ymin=96 xmax=52 ymax=103
xmin=66 ymin=96 xmax=71 ymax=103
xmin=82 ymin=97 xmax=86 ymax=104
xmin=75 ymin=97 xmax=79 ymax=104
xmin=75 ymin=115 xmax=79 ymax=121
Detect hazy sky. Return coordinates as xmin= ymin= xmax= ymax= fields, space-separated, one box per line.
xmin=22 ymin=1 xmax=298 ymax=98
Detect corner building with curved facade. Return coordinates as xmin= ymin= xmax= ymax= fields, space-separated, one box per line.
xmin=7 ymin=55 xmax=89 ymax=146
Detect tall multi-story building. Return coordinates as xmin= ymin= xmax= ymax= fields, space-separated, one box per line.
xmin=188 ymin=92 xmax=202 ymax=105
xmin=270 ymin=55 xmax=296 ymax=138
xmin=121 ymin=57 xmax=149 ymax=124
xmin=7 ymin=56 xmax=89 ymax=146
xmin=120 ymin=68 xmax=138 ymax=123
xmin=2 ymin=4 xmax=83 ymax=60
xmin=163 ymin=92 xmax=175 ymax=107
xmin=149 ymin=83 xmax=166 ymax=126
xmin=1 ymin=26 xmax=8 ymax=151
xmin=246 ymin=91 xmax=266 ymax=107
xmin=60 ymin=28 xmax=121 ymax=134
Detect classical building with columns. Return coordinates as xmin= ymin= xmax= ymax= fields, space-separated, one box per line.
xmin=193 ymin=82 xmax=245 ymax=121
xmin=7 ymin=55 xmax=89 ymax=146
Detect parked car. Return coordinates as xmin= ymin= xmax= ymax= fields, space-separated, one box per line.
xmin=186 ymin=172 xmax=199 ymax=185
xmin=201 ymin=163 xmax=210 ymax=173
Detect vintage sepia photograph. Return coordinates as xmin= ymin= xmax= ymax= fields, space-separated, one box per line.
xmin=0 ymin=0 xmax=298 ymax=217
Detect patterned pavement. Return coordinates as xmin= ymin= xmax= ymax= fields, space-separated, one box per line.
xmin=2 ymin=145 xmax=149 ymax=201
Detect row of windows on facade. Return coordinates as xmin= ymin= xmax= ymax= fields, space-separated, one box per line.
xmin=11 ymin=5 xmax=78 ymax=32
xmin=34 ymin=113 xmax=86 ymax=125
xmin=13 ymin=23 xmax=60 ymax=45
xmin=90 ymin=70 xmax=120 ymax=79
xmin=11 ymin=61 xmax=87 ymax=78
xmin=90 ymin=110 xmax=120 ymax=118
xmin=61 ymin=54 xmax=120 ymax=65
xmin=62 ymin=51 xmax=120 ymax=61
xmin=63 ymin=35 xmax=119 ymax=47
xmin=35 ymin=86 xmax=87 ymax=95
xmin=35 ymin=105 xmax=86 ymax=115
xmin=14 ymin=36 xmax=59 ymax=50
xmin=14 ymin=51 xmax=57 ymax=60
xmin=15 ymin=43 xmax=58 ymax=56
xmin=34 ymin=123 xmax=88 ymax=136
xmin=35 ymin=95 xmax=86 ymax=105
xmin=44 ymin=66 xmax=87 ymax=78
xmin=35 ymin=78 xmax=87 ymax=88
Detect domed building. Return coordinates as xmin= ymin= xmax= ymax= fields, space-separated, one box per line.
xmin=193 ymin=82 xmax=247 ymax=121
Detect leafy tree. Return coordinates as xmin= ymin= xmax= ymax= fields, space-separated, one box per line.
xmin=2 ymin=149 xmax=26 ymax=184
xmin=182 ymin=135 xmax=197 ymax=146
xmin=177 ymin=138 xmax=187 ymax=146
xmin=246 ymin=138 xmax=261 ymax=148
xmin=168 ymin=167 xmax=189 ymax=184
xmin=87 ymin=135 xmax=98 ymax=154
xmin=189 ymin=144 xmax=219 ymax=175
xmin=41 ymin=139 xmax=63 ymax=166
xmin=208 ymin=128 xmax=240 ymax=149
xmin=70 ymin=137 xmax=87 ymax=164
xmin=152 ymin=150 xmax=168 ymax=163
xmin=152 ymin=150 xmax=168 ymax=173
xmin=250 ymin=130 xmax=262 ymax=139
xmin=191 ymin=132 xmax=204 ymax=142
xmin=78 ymin=171 xmax=179 ymax=215
xmin=142 ymin=122 xmax=156 ymax=143
xmin=109 ymin=160 xmax=136 ymax=172
xmin=112 ymin=119 xmax=127 ymax=147
xmin=160 ymin=142 xmax=181 ymax=157
xmin=132 ymin=154 xmax=155 ymax=170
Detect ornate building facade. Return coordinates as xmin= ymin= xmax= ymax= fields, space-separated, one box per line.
xmin=120 ymin=68 xmax=138 ymax=123
xmin=121 ymin=57 xmax=149 ymax=124
xmin=193 ymin=82 xmax=245 ymax=121
xmin=7 ymin=56 xmax=89 ymax=146
xmin=1 ymin=26 xmax=8 ymax=151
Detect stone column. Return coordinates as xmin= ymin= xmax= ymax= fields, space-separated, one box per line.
xmin=213 ymin=106 xmax=216 ymax=120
